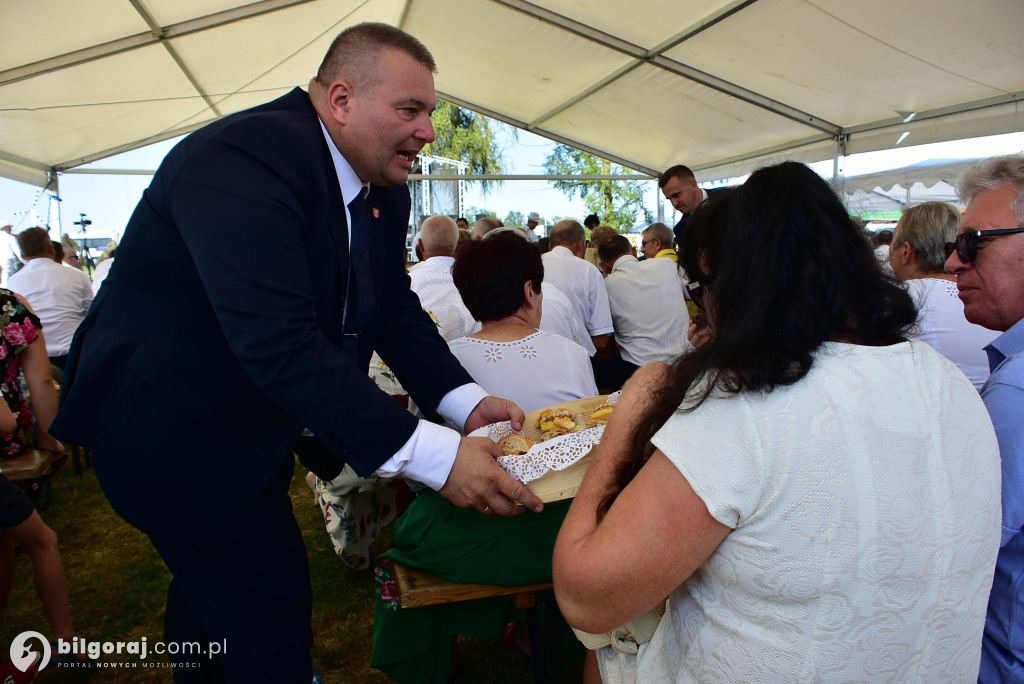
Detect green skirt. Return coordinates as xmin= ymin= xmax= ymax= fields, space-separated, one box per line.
xmin=370 ymin=489 xmax=581 ymax=682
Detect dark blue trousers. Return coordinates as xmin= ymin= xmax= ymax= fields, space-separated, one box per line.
xmin=156 ymin=457 xmax=313 ymax=682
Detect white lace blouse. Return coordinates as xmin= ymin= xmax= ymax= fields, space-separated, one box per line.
xmin=447 ymin=330 xmax=598 ymax=413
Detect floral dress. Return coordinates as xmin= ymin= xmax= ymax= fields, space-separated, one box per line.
xmin=0 ymin=289 xmax=41 ymax=457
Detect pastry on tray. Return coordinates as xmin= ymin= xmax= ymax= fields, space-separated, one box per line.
xmin=498 ymin=433 xmax=538 ymax=456
xmin=589 ymin=402 xmax=614 ymax=425
xmin=537 ymin=407 xmax=579 ymax=440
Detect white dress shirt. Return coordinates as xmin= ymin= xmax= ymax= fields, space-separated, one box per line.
xmin=906 ymin=277 xmax=999 ymax=390
xmin=540 ymin=246 xmax=614 ymax=338
xmin=539 ymin=282 xmax=595 ymax=355
xmin=91 ymin=257 xmax=114 ymax=295
xmin=407 ymin=256 xmax=475 ymax=342
xmin=318 ymin=122 xmax=485 ymax=489
xmin=8 ymin=257 xmax=93 ymax=357
xmin=604 ymin=255 xmax=691 ymax=366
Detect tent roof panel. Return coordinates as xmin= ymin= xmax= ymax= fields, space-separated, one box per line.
xmin=546 ymin=62 xmax=821 ymax=174
xmin=1 ymin=0 xmax=1021 ymax=188
xmin=0 ymin=46 xmax=201 ymax=168
xmin=665 ymin=0 xmax=1013 ymax=129
xmin=0 ymin=0 xmax=150 ymax=72
xmin=419 ymin=0 xmax=638 ymax=125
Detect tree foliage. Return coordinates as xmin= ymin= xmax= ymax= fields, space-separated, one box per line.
xmin=423 ymin=100 xmax=507 ymax=195
xmin=544 ymin=145 xmax=651 ymax=230
xmin=465 ymin=206 xmax=497 ymax=220
xmin=504 ymin=210 xmax=525 ymax=227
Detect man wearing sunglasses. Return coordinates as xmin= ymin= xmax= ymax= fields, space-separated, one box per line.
xmin=945 ymin=154 xmax=1024 ymax=683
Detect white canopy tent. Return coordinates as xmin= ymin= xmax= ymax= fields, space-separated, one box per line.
xmin=1 ymin=0 xmax=1022 ymax=191
xmin=839 ymin=158 xmax=981 ymax=215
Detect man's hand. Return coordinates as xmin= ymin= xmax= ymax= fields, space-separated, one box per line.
xmin=464 ymin=395 xmax=526 ymax=433
xmin=439 ymin=436 xmax=544 ymax=515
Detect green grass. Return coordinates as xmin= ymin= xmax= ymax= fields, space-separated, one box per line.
xmin=1 ymin=461 xmax=550 ymax=683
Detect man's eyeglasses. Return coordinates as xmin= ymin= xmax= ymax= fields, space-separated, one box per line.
xmin=641 ymin=238 xmax=658 ymax=247
xmin=944 ymin=227 xmax=1024 ymax=263
xmin=686 ymin=279 xmax=710 ymax=310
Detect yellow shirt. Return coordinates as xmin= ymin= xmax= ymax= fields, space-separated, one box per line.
xmin=654 ymin=248 xmax=678 ymax=262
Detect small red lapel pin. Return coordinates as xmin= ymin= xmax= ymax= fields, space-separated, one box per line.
xmin=372 ymin=208 xmax=380 ymax=218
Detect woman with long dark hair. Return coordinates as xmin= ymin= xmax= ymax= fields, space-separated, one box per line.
xmin=553 ymin=162 xmax=1002 ymax=682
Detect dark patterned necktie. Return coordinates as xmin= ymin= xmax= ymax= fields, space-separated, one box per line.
xmin=344 ymin=192 xmax=374 ymax=358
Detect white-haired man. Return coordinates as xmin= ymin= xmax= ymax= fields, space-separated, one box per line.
xmin=409 ymin=215 xmax=474 ymax=341
xmin=945 ymin=154 xmax=1024 ymax=682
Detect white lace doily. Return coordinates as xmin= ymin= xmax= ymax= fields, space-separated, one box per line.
xmin=476 ymin=391 xmax=620 ymax=484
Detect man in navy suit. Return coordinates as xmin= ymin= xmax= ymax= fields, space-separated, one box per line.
xmin=660 ymin=165 xmax=727 ymax=248
xmin=51 ymin=22 xmax=542 ymax=681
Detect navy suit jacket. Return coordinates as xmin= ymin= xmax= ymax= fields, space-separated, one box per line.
xmin=672 ymin=186 xmax=730 ymax=247
xmin=51 ymin=88 xmax=473 ymax=550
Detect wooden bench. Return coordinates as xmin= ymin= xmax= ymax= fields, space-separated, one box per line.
xmin=391 ymin=561 xmax=565 ymax=682
xmin=392 ymin=562 xmax=552 ymax=609
xmin=1 ymin=449 xmax=59 ymax=509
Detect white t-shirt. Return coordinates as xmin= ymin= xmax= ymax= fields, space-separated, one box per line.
xmin=407 ymin=256 xmax=475 ymax=342
xmin=906 ymin=277 xmax=999 ymax=390
xmin=447 ymin=330 xmax=597 ymax=412
xmin=599 ymin=340 xmax=1001 ymax=683
xmin=541 ymin=246 xmax=613 ymax=338
xmin=604 ymin=255 xmax=691 ymax=366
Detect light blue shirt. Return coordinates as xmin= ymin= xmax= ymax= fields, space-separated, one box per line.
xmin=980 ymin=318 xmax=1024 ymax=683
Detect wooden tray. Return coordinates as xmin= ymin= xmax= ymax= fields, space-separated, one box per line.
xmin=515 ymin=395 xmax=609 ymax=503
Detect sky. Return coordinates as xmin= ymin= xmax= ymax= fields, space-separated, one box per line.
xmin=2 ymin=123 xmax=1024 ymax=247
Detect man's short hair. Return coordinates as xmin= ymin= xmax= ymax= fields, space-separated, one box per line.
xmin=16 ymin=227 xmax=52 ymax=259
xmin=584 ymin=214 xmax=600 ymax=229
xmin=957 ymin=153 xmax=1024 ymax=224
xmin=642 ymin=222 xmax=674 ymax=247
xmin=598 ymin=234 xmax=632 ymax=264
xmin=315 ymin=22 xmax=435 ymax=93
xmin=658 ymin=165 xmax=695 ymax=189
xmin=549 ymin=220 xmax=585 ymax=247
xmin=894 ymin=202 xmax=960 ymax=273
xmin=51 ymin=240 xmax=64 ymax=263
xmin=419 ymin=215 xmax=459 ymax=255
xmin=471 ymin=217 xmax=503 ymax=240
xmin=875 ymin=229 xmax=893 ymax=246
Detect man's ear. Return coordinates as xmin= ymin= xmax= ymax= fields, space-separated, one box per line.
xmin=326 ymin=80 xmax=355 ymax=125
xmin=897 ymin=241 xmax=915 ymax=267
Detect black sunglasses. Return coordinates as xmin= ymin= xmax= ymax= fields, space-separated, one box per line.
xmin=686 ymin=279 xmax=711 ymax=310
xmin=944 ymin=227 xmax=1024 ymax=263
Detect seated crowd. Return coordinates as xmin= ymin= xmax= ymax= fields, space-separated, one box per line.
xmin=5 ymin=150 xmax=1024 ymax=682
xmin=310 ymin=154 xmax=1024 ymax=683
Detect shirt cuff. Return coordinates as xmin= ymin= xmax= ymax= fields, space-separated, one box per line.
xmin=437 ymin=382 xmax=489 ymax=433
xmin=374 ymin=420 xmax=460 ymax=490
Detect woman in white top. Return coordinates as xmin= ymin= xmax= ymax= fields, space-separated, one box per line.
xmin=371 ymin=228 xmax=597 ymax=680
xmin=449 ymin=228 xmax=597 ymax=410
xmin=553 ymin=162 xmax=1001 ymax=683
xmin=889 ymin=201 xmax=999 ymax=389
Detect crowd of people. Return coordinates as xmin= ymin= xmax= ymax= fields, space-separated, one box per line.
xmin=2 ymin=18 xmax=1022 ymax=684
